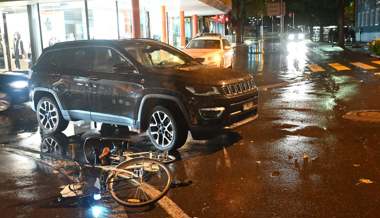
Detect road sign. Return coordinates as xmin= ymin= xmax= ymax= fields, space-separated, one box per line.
xmin=266 ymin=1 xmax=285 ymax=16
xmin=267 ymin=2 xmax=280 ymax=16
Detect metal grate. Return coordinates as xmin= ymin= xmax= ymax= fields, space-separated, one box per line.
xmin=221 ymin=79 xmax=256 ymax=96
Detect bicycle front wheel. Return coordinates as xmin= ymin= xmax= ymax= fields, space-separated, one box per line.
xmin=107 ymin=158 xmax=172 ymax=207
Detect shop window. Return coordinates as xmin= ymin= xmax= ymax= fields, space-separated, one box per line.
xmin=40 ymin=1 xmax=87 ymax=48
xmin=140 ymin=0 xmax=162 ymax=40
xmin=5 ymin=7 xmax=32 ymax=70
xmin=185 ymin=17 xmax=192 ymax=43
xmin=367 ymin=11 xmax=370 ymax=26
xmin=371 ymin=9 xmax=375 ymax=26
xmin=168 ymin=16 xmax=180 ymax=47
xmin=0 ymin=17 xmax=6 ymax=70
xmin=118 ymin=0 xmax=133 ymax=39
xmin=376 ymin=8 xmax=380 ymax=25
xmin=88 ymin=0 xmax=118 ymax=39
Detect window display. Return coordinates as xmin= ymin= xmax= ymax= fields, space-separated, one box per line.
xmin=40 ymin=1 xmax=87 ymax=48
xmin=88 ymin=0 xmax=118 ymax=39
xmin=118 ymin=0 xmax=133 ymax=39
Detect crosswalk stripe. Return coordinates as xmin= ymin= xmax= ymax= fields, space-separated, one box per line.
xmin=371 ymin=60 xmax=380 ymax=65
xmin=308 ymin=64 xmax=325 ymax=72
xmin=351 ymin=62 xmax=377 ymax=70
xmin=328 ymin=63 xmax=351 ymax=71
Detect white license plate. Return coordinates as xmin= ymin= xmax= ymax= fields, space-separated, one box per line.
xmin=243 ymin=102 xmax=255 ymax=111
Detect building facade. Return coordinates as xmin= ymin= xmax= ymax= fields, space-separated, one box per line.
xmin=0 ymin=0 xmax=231 ymax=72
xmin=356 ymin=0 xmax=380 ymax=42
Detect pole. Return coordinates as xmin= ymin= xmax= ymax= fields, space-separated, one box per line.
xmin=293 ymin=13 xmax=295 ymax=28
xmin=280 ymin=0 xmax=283 ymax=33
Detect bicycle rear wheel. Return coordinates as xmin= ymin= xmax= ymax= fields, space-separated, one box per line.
xmin=107 ymin=158 xmax=172 ymax=207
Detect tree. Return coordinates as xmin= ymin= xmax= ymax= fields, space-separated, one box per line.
xmin=337 ymin=0 xmax=345 ymax=47
xmin=338 ymin=0 xmax=354 ymax=47
xmin=231 ymin=0 xmax=265 ymax=44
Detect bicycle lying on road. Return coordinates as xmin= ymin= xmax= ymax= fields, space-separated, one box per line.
xmin=60 ymin=136 xmax=174 ymax=207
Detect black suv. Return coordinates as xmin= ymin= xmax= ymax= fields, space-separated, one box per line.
xmin=30 ymin=39 xmax=258 ymax=150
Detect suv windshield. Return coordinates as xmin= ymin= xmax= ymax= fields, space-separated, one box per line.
xmin=187 ymin=39 xmax=221 ymax=49
xmin=125 ymin=42 xmax=196 ymax=68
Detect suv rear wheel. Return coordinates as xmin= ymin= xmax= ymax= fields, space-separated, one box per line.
xmin=147 ymin=106 xmax=187 ymax=151
xmin=36 ymin=97 xmax=69 ymax=134
xmin=0 ymin=93 xmax=11 ymax=112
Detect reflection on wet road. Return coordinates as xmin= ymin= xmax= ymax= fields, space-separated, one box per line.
xmin=1 ymin=40 xmax=380 ymax=218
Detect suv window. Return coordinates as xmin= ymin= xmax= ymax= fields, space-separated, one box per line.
xmin=187 ymin=39 xmax=221 ymax=49
xmin=35 ymin=50 xmax=61 ymax=72
xmin=93 ymin=47 xmax=126 ymax=73
xmin=60 ymin=47 xmax=93 ymax=73
xmin=125 ymin=45 xmax=187 ymax=67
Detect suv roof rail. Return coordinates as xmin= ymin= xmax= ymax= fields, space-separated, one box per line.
xmin=194 ymin=33 xmax=222 ymax=38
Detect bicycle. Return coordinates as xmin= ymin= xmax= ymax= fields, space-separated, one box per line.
xmin=83 ymin=136 xmax=176 ymax=165
xmin=60 ymin=136 xmax=174 ymax=207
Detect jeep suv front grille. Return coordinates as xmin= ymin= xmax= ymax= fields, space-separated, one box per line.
xmin=221 ymin=79 xmax=256 ymax=96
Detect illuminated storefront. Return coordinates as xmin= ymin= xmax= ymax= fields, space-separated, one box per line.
xmin=0 ymin=0 xmax=230 ymax=71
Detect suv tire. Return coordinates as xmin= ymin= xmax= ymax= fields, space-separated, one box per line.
xmin=147 ymin=106 xmax=187 ymax=151
xmin=36 ymin=97 xmax=69 ymax=134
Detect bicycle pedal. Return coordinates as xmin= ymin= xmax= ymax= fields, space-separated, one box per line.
xmin=170 ymin=179 xmax=193 ymax=188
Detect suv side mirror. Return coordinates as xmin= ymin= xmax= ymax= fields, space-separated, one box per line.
xmin=224 ymin=45 xmax=231 ymax=50
xmin=113 ymin=63 xmax=138 ymax=74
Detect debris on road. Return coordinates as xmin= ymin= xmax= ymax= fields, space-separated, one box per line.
xmin=311 ymin=157 xmax=320 ymax=163
xmin=271 ymin=171 xmax=280 ymax=177
xmin=353 ymin=164 xmax=360 ymax=168
xmin=303 ymin=154 xmax=309 ymax=167
xmin=356 ymin=178 xmax=375 ymax=185
xmin=294 ymin=159 xmax=300 ymax=169
xmin=171 ymin=179 xmax=193 ymax=188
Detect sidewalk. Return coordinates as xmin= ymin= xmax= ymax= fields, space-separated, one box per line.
xmin=344 ymin=42 xmax=378 ymax=57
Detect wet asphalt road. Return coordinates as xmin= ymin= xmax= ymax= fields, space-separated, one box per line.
xmin=1 ymin=39 xmax=380 ymax=218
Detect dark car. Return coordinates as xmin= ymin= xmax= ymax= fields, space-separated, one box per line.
xmin=0 ymin=71 xmax=30 ymax=112
xmin=30 ymin=39 xmax=259 ymax=150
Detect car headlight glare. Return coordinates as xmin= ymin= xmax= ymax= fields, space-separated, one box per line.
xmin=298 ymin=33 xmax=305 ymax=40
xmin=185 ymin=86 xmax=220 ymax=96
xmin=9 ymin=81 xmax=28 ymax=89
xmin=288 ymin=34 xmax=295 ymax=40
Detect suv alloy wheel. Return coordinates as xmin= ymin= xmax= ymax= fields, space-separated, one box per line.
xmin=36 ymin=97 xmax=69 ymax=134
xmin=0 ymin=93 xmax=11 ymax=112
xmin=147 ymin=106 xmax=188 ymax=151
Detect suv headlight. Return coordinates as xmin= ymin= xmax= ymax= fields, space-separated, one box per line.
xmin=288 ymin=34 xmax=295 ymax=40
xmin=9 ymin=81 xmax=28 ymax=89
xmin=185 ymin=86 xmax=220 ymax=96
xmin=207 ymin=54 xmax=222 ymax=63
